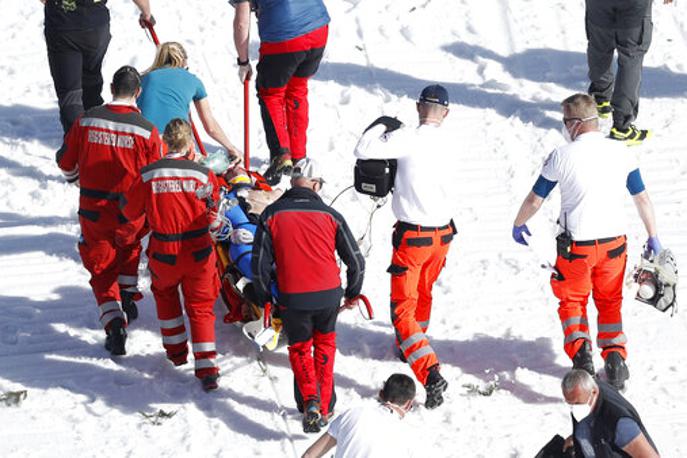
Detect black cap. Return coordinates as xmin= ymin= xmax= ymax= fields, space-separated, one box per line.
xmin=418 ymin=84 xmax=449 ymax=107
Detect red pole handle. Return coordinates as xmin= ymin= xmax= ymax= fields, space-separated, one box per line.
xmin=142 ymin=21 xmax=207 ymax=157
xmin=243 ymin=79 xmax=250 ymax=170
xmin=143 ymin=20 xmax=160 ymax=46
xmin=263 ymin=302 xmax=272 ymax=328
xmin=355 ymin=294 xmax=374 ymax=320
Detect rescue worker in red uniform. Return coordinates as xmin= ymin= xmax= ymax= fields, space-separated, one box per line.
xmin=354 ymin=85 xmax=456 ymax=409
xmin=231 ymin=0 xmax=330 ymax=184
xmin=252 ymin=159 xmax=365 ymax=433
xmin=121 ymin=119 xmax=221 ymax=391
xmin=56 ymin=65 xmax=162 ymax=355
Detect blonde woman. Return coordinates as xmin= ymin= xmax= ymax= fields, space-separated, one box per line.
xmin=138 ymin=42 xmax=241 ymax=158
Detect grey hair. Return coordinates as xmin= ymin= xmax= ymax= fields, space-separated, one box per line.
xmin=561 ymin=369 xmax=597 ymax=393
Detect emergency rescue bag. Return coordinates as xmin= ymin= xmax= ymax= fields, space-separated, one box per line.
xmin=354 ymin=159 xmax=397 ymax=198
xmin=353 ymin=116 xmax=402 ymax=198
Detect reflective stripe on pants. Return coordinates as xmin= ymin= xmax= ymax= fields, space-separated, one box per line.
xmin=550 ymin=236 xmax=628 ymax=360
xmin=389 ymin=224 xmax=452 ymax=385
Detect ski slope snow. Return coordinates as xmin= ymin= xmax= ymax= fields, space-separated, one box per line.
xmin=1 ymin=1 xmax=687 ymax=456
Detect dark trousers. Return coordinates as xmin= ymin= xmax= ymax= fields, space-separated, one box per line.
xmin=585 ymin=7 xmax=653 ymax=130
xmin=45 ymin=24 xmax=111 ymax=133
xmin=256 ymin=25 xmax=328 ymax=161
xmin=281 ymin=305 xmax=337 ymax=416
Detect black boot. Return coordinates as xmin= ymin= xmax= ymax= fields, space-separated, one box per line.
xmin=201 ymin=374 xmax=220 ymax=392
xmin=121 ymin=291 xmax=139 ymax=322
xmin=104 ymin=318 xmax=127 ymax=356
xmin=572 ymin=340 xmax=595 ymax=375
xmin=605 ymin=351 xmax=629 ymax=390
xmin=302 ymin=399 xmax=322 ymax=433
xmin=424 ymin=365 xmax=448 ymax=409
xmin=263 ymin=153 xmax=293 ymax=186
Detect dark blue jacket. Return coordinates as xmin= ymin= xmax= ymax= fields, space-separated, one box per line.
xmin=254 ymin=0 xmax=329 ymax=43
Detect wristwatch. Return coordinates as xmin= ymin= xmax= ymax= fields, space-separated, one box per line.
xmin=237 ymin=58 xmax=250 ymax=66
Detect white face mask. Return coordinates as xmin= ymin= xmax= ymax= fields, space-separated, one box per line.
xmin=569 ymin=391 xmax=596 ymax=421
xmin=561 ymin=123 xmax=573 ymax=143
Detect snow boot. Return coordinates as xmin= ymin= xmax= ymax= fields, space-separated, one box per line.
xmin=263 ymin=153 xmax=293 ymax=186
xmin=604 ymin=351 xmax=629 ymax=390
xmin=105 ymin=318 xmax=127 ymax=356
xmin=170 ymin=350 xmax=188 ymax=367
xmin=572 ymin=340 xmax=595 ymax=376
xmin=596 ymin=100 xmax=612 ymax=119
xmin=201 ymin=374 xmax=219 ymax=392
xmin=302 ymin=400 xmax=322 ymax=433
xmin=609 ymin=125 xmax=651 ymax=146
xmin=121 ymin=291 xmax=139 ymax=323
xmin=424 ymin=365 xmax=448 ymax=409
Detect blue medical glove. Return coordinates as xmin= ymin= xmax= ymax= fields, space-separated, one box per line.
xmin=512 ymin=224 xmax=531 ymax=246
xmin=644 ymin=235 xmax=662 ymax=258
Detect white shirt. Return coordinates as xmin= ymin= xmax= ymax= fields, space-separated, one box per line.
xmin=354 ymin=123 xmax=455 ymax=227
xmin=327 ymin=402 xmax=415 ymax=458
xmin=540 ymin=131 xmax=638 ymax=241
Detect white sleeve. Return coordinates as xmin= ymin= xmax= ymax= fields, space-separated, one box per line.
xmin=327 ymin=414 xmax=342 ymax=439
xmin=354 ymin=125 xmax=413 ymax=160
xmin=540 ymin=149 xmax=560 ymax=182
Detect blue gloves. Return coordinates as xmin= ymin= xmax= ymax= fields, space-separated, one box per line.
xmin=644 ymin=235 xmax=662 ymax=258
xmin=512 ymin=224 xmax=531 ymax=246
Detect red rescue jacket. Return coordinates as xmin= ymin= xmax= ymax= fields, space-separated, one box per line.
xmin=121 ymin=155 xmax=219 ymax=260
xmin=56 ymin=103 xmax=162 ymax=226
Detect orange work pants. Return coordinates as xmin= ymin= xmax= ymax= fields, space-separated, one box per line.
xmin=550 ymin=235 xmax=628 ymax=361
xmin=389 ymin=222 xmax=454 ymax=385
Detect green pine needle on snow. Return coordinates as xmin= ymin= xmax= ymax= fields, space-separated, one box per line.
xmin=0 ymin=390 xmax=28 ymax=407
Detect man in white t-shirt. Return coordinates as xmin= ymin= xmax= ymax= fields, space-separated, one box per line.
xmin=512 ymin=93 xmax=661 ymax=390
xmin=354 ymin=85 xmax=457 ymax=409
xmin=302 ymin=373 xmax=416 ymax=458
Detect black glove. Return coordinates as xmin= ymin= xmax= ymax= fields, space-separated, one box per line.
xmin=364 ymin=116 xmax=403 ymax=135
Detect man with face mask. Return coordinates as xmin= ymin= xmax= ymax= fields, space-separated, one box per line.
xmin=561 ymin=369 xmax=659 ymax=457
xmin=512 ymin=93 xmax=661 ymax=390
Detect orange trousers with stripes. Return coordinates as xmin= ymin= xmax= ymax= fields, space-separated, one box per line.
xmin=389 ymin=223 xmax=453 ymax=385
xmin=550 ymin=236 xmax=628 ymax=361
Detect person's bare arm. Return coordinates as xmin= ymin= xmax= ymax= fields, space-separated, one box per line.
xmin=131 ymin=0 xmax=152 ymax=21
xmin=194 ymin=98 xmax=241 ymax=158
xmin=513 ymin=191 xmax=544 ymax=227
xmin=632 ymin=191 xmax=658 ymax=237
xmin=233 ymin=2 xmax=251 ymax=63
xmin=623 ymin=432 xmax=660 ymax=458
xmin=302 ymin=432 xmax=336 ymax=458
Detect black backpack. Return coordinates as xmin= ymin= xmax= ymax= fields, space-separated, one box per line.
xmin=354 ymin=158 xmax=397 ymax=198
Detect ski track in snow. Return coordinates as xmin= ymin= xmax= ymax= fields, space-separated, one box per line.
xmin=1 ymin=1 xmax=687 ymax=456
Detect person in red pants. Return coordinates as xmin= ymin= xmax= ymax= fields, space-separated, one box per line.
xmin=231 ymin=0 xmax=330 ymax=185
xmin=56 ymin=65 xmax=162 ymax=355
xmin=512 ymin=93 xmax=662 ymax=390
xmin=121 ymin=118 xmax=221 ymax=391
xmin=252 ymin=159 xmax=365 ymax=432
xmin=354 ymin=85 xmax=456 ymax=409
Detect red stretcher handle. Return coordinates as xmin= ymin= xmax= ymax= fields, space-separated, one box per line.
xmin=142 ymin=20 xmax=208 ymax=157
xmin=243 ymin=79 xmax=250 ymax=170
xmin=355 ymin=294 xmax=374 ymax=320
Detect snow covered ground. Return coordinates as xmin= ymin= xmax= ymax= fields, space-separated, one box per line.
xmin=1 ymin=0 xmax=687 ymax=456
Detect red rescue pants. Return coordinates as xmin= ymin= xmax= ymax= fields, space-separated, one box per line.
xmin=77 ymin=207 xmax=146 ymax=330
xmin=550 ymin=236 xmax=628 ymax=361
xmin=281 ymin=305 xmax=337 ymax=417
xmin=389 ymin=222 xmax=454 ymax=385
xmin=148 ymin=242 xmax=219 ymax=379
xmin=257 ymin=25 xmax=328 ymax=161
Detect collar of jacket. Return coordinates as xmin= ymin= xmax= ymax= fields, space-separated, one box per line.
xmin=105 ymin=103 xmax=142 ymax=114
xmin=281 ymin=186 xmax=322 ymax=202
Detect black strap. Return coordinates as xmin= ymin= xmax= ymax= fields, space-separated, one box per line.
xmin=152 ymin=227 xmax=209 ymax=242
xmin=80 ymin=187 xmax=122 ymax=201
